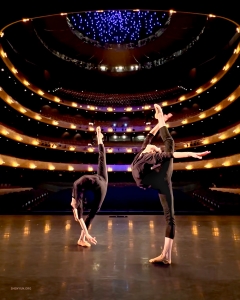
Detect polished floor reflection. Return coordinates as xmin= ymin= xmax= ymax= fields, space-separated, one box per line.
xmin=0 ymin=215 xmax=240 ymax=300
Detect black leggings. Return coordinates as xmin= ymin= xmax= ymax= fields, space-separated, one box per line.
xmin=72 ymin=144 xmax=108 ymax=229
xmin=157 ymin=182 xmax=175 ymax=239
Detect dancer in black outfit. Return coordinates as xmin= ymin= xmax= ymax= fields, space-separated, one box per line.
xmin=71 ymin=126 xmax=108 ymax=247
xmin=131 ymin=104 xmax=210 ymax=264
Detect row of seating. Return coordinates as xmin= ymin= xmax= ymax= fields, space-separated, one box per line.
xmin=41 ymin=107 xmax=200 ymax=126
xmin=54 ymin=86 xmax=184 ymax=106
xmin=192 ymin=189 xmax=240 ymax=212
xmin=0 ymin=189 xmax=49 ymax=212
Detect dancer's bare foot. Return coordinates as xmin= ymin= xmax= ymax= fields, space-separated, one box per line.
xmin=77 ymin=239 xmax=91 ymax=247
xmin=96 ymin=126 xmax=103 ymax=139
xmin=154 ymin=104 xmax=163 ymax=119
xmin=149 ymin=253 xmax=171 ymax=264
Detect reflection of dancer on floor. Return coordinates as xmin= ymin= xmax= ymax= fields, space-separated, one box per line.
xmin=71 ymin=126 xmax=108 ymax=247
xmin=131 ymin=104 xmax=210 ymax=264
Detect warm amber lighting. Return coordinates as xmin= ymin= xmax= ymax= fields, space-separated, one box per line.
xmin=162 ymin=102 xmax=168 ymax=106
xmin=126 ymin=148 xmax=132 ymax=153
xmin=186 ymin=165 xmax=193 ymax=170
xmin=89 ymin=127 xmax=95 ymax=131
xmin=29 ymin=163 xmax=36 ymax=169
xmin=108 ymin=167 xmax=113 ymax=172
xmin=169 ymin=9 xmax=177 ymax=13
xmin=65 ymin=223 xmax=71 ymax=230
xmin=125 ymin=107 xmax=132 ymax=111
xmin=108 ymin=219 xmax=112 ymax=229
xmin=145 ymin=126 xmax=151 ymax=131
xmin=23 ymin=226 xmax=30 ymax=236
xmin=69 ymin=146 xmax=75 ymax=151
xmin=126 ymin=128 xmax=132 ymax=132
xmin=88 ymin=147 xmax=94 ymax=152
xmin=88 ymin=166 xmax=93 ymax=172
xmin=223 ymin=64 xmax=229 ymax=71
xmin=54 ymin=97 xmax=60 ymax=102
xmin=60 ymin=13 xmax=67 ymax=15
xmin=72 ymin=102 xmax=77 ymax=107
xmin=49 ymin=165 xmax=55 ymax=170
xmin=16 ymin=135 xmax=23 ymax=141
xmin=22 ymin=18 xmax=30 ymax=22
xmin=68 ymin=166 xmax=74 ymax=171
xmin=23 ymin=80 xmax=30 ymax=86
xmin=234 ymin=46 xmax=240 ymax=54
xmin=44 ymin=223 xmax=51 ymax=233
xmin=2 ymin=129 xmax=9 ymax=135
xmin=0 ymin=32 xmax=4 ymax=38
xmin=1 ymin=50 xmax=7 ymax=58
xmin=3 ymin=233 xmax=10 ymax=238
xmin=0 ymin=159 xmax=5 ymax=165
xmin=149 ymin=220 xmax=154 ymax=229
xmin=12 ymin=162 xmax=20 ymax=167
xmin=20 ymin=107 xmax=27 ymax=113
xmin=32 ymin=140 xmax=39 ymax=145
xmin=212 ymin=227 xmax=219 ymax=237
xmin=196 ymin=88 xmax=203 ymax=94
xmin=219 ymin=134 xmax=226 ymax=140
xmin=181 ymin=119 xmax=188 ymax=124
xmin=51 ymin=144 xmax=57 ymax=150
xmin=6 ymin=96 xmax=13 ymax=104
xmin=211 ymin=78 xmax=217 ymax=83
xmin=233 ymin=128 xmax=240 ymax=134
xmin=11 ymin=67 xmax=18 ymax=74
xmin=222 ymin=161 xmax=231 ymax=167
xmin=108 ymin=128 xmax=113 ymax=132
xmin=52 ymin=121 xmax=59 ymax=126
xmin=237 ymin=27 xmax=240 ymax=33
xmin=209 ymin=14 xmax=216 ymax=17
xmin=35 ymin=115 xmax=42 ymax=120
xmin=38 ymin=90 xmax=44 ymax=96
xmin=228 ymin=95 xmax=235 ymax=102
xmin=129 ymin=220 xmax=133 ymax=228
xmin=204 ymin=163 xmax=212 ymax=168
xmin=70 ymin=124 xmax=76 ymax=129
xmin=179 ymin=96 xmax=185 ymax=101
xmin=107 ymin=107 xmax=113 ymax=112
xmin=89 ymin=106 xmax=95 ymax=110
xmin=97 ymin=10 xmax=104 ymax=12
xmin=202 ymin=139 xmax=209 ymax=145
xmin=127 ymin=167 xmax=132 ymax=172
xmin=143 ymin=105 xmax=151 ymax=110
xmin=192 ymin=225 xmax=198 ymax=235
xmin=214 ymin=105 xmax=221 ymax=112
xmin=199 ymin=113 xmax=206 ymax=119
xmin=107 ymin=148 xmax=113 ymax=153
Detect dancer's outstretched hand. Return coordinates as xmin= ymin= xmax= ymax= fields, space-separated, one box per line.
xmin=86 ymin=234 xmax=97 ymax=245
xmin=191 ymin=151 xmax=211 ymax=159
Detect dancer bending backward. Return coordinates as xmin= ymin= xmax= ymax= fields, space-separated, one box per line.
xmin=71 ymin=126 xmax=108 ymax=247
xmin=131 ymin=104 xmax=210 ymax=264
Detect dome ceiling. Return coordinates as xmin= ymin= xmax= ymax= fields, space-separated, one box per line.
xmin=1 ymin=9 xmax=238 ymax=93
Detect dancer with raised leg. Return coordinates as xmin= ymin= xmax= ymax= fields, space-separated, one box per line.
xmin=71 ymin=126 xmax=108 ymax=247
xmin=131 ymin=104 xmax=210 ymax=264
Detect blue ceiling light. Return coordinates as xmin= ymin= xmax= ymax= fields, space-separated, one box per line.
xmin=68 ymin=10 xmax=168 ymax=45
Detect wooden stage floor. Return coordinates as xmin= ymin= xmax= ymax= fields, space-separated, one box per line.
xmin=0 ymin=215 xmax=240 ymax=300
